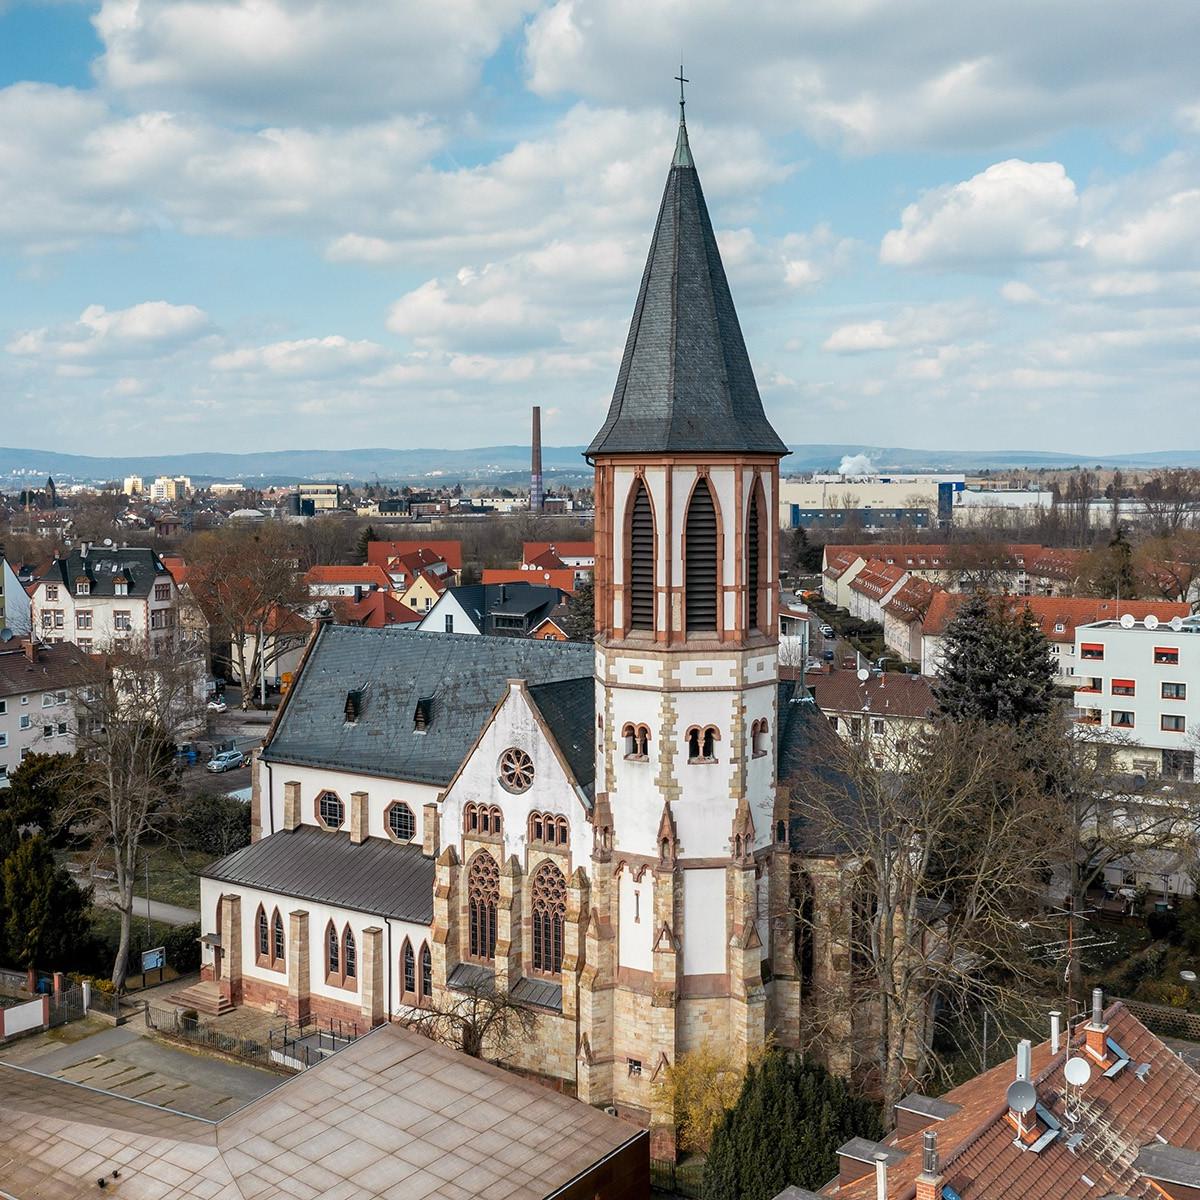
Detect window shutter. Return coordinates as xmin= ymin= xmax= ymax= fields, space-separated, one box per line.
xmin=685 ymin=480 xmax=718 ymax=632
xmin=629 ymin=481 xmax=654 ymax=630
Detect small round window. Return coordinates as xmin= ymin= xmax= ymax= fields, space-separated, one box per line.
xmin=498 ymin=747 xmax=535 ymax=793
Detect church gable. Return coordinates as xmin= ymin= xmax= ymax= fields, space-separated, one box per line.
xmin=440 ymin=680 xmax=595 ymax=867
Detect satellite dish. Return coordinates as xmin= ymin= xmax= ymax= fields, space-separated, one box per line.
xmin=1145 ymin=614 xmax=1159 ymax=630
xmin=103 ymin=537 xmax=113 ymax=546
xmin=1171 ymin=616 xmax=1185 ymax=632
xmin=1064 ymin=1057 xmax=1092 ymax=1088
xmin=857 ymin=668 xmax=870 ymax=682
xmin=1006 ymin=1080 xmax=1037 ymax=1114
xmin=1119 ymin=613 xmax=1136 ymax=629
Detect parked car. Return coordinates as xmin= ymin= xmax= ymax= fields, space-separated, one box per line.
xmin=820 ymin=624 xmax=835 ymax=638
xmin=822 ymin=648 xmax=835 ymax=661
xmin=206 ymin=750 xmax=245 ymax=773
xmin=207 ymin=699 xmax=228 ymax=713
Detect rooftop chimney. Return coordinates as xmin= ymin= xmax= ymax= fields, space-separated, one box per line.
xmin=1016 ymin=1038 xmax=1032 ymax=1081
xmin=915 ymin=1130 xmax=944 ymax=1200
xmin=22 ymin=636 xmax=37 ymax=663
xmin=874 ymin=1152 xmax=889 ymax=1200
xmin=1086 ymin=987 xmax=1109 ymax=1061
xmin=1050 ymin=1010 xmax=1062 ymax=1055
xmin=530 ymin=405 xmax=544 ymax=513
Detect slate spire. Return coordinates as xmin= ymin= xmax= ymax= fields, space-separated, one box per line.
xmin=586 ymin=95 xmax=788 ymax=458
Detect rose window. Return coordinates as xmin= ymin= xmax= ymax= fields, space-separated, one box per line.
xmin=498 ymin=747 xmax=535 ymax=793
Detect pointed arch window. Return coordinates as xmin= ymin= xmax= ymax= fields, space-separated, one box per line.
xmin=747 ymin=481 xmax=766 ymax=632
xmin=685 ymin=478 xmax=718 ymax=632
xmin=256 ymin=905 xmax=269 ymax=958
xmin=795 ymin=871 xmax=815 ymax=994
xmin=326 ymin=921 xmax=340 ymax=978
xmin=531 ymin=861 xmax=567 ymax=975
xmin=628 ymin=478 xmax=655 ymax=631
xmin=272 ymin=910 xmax=285 ymax=965
xmin=420 ymin=942 xmax=432 ymax=1000
xmin=343 ymin=927 xmax=357 ymax=981
xmin=403 ymin=939 xmax=416 ymax=996
xmin=467 ymin=851 xmax=499 ymax=961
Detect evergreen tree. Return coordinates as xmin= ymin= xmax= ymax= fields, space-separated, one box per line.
xmin=355 ymin=524 xmax=379 ymax=562
xmin=933 ymin=592 xmax=1056 ymax=727
xmin=1083 ymin=526 xmax=1137 ymax=599
xmin=2 ymin=834 xmax=91 ymax=970
xmin=561 ymin=580 xmax=595 ymax=642
xmin=2 ymin=751 xmax=71 ymax=835
xmin=701 ymin=1053 xmax=882 ymax=1200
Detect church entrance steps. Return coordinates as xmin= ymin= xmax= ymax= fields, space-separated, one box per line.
xmin=169 ymin=981 xmax=234 ymax=1017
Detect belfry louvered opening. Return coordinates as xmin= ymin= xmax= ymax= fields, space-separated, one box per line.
xmin=685 ymin=479 xmax=718 ymax=632
xmin=629 ymin=479 xmax=655 ymax=631
xmin=747 ymin=486 xmax=762 ymax=631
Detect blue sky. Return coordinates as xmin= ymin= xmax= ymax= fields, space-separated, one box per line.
xmin=2 ymin=1 xmax=1199 ymax=457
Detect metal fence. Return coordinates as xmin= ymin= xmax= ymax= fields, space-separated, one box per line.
xmin=48 ymin=985 xmax=85 ymax=1028
xmin=268 ymin=1017 xmax=361 ymax=1070
xmin=650 ymin=1158 xmax=704 ymax=1198
xmin=144 ymin=1004 xmax=280 ymax=1070
xmin=86 ymin=988 xmax=124 ymax=1019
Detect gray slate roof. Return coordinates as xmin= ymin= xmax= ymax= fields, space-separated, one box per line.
xmin=443 ymin=582 xmax=565 ymax=633
xmin=39 ymin=546 xmax=167 ymax=598
xmin=527 ymin=676 xmax=595 ymax=796
xmin=205 ymin=824 xmax=435 ymax=924
xmin=586 ymin=119 xmax=788 ymax=458
xmin=262 ymin=625 xmax=592 ymax=786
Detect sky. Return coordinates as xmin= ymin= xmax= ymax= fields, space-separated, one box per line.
xmin=2 ymin=1 xmax=1200 ymax=458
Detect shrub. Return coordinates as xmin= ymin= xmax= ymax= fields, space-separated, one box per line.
xmin=165 ymin=922 xmax=202 ymax=974
xmin=1148 ymin=909 xmax=1181 ymax=944
xmin=178 ymin=794 xmax=250 ymax=857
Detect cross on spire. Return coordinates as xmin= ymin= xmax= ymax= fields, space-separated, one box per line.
xmin=671 ymin=64 xmax=693 ymax=168
xmin=675 ymin=65 xmax=688 ymax=122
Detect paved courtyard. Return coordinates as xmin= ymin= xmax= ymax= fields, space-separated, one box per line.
xmin=0 ymin=1018 xmax=284 ymax=1120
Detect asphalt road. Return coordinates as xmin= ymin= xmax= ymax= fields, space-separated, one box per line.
xmin=90 ymin=881 xmax=200 ymax=926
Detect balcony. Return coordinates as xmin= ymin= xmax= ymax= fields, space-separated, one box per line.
xmin=1075 ymin=710 xmax=1102 ymax=726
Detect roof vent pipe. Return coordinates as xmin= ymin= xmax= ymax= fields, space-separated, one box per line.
xmin=874 ymin=1151 xmax=889 ymax=1200
xmin=1050 ymin=1011 xmax=1062 ymax=1055
xmin=922 ymin=1130 xmax=938 ymax=1175
xmin=1091 ymin=987 xmax=1104 ymax=1028
xmin=1016 ymin=1038 xmax=1032 ymax=1082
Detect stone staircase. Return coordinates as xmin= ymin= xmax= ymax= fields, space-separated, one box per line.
xmin=169 ymin=980 xmax=234 ymax=1017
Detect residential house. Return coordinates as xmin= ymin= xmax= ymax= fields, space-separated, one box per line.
xmin=523 ymin=540 xmax=595 ymax=587
xmin=417 ymin=582 xmax=566 ymax=637
xmin=846 ymin=559 xmax=908 ymax=626
xmin=483 ymin=566 xmax=577 ymax=595
xmin=881 ymin=575 xmax=936 ymax=665
xmin=29 ymin=545 xmax=182 ymax=657
xmin=366 ymin=540 xmax=462 ymax=589
xmin=159 ymin=554 xmax=212 ymax=662
xmin=1072 ymin=613 xmax=1200 ymax=781
xmin=806 ymin=670 xmax=935 ymax=768
xmin=232 ymin=603 xmax=311 ymax=692
xmin=0 ymin=556 xmax=32 ymax=636
xmin=303 ymin=563 xmax=393 ymax=599
xmin=399 ymin=567 xmax=450 ymax=615
xmin=779 ymin=600 xmax=812 ymax=671
xmin=821 ymin=549 xmax=867 ymax=608
xmin=0 ymin=638 xmax=91 ymax=782
xmin=808 ymin=995 xmax=1200 ymax=1200
xmin=333 ymin=590 xmax=422 ymax=629
xmin=529 ymin=614 xmax=570 ymax=640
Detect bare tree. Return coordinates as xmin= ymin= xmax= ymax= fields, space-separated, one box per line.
xmin=62 ymin=646 xmax=201 ymax=991
xmin=1139 ymin=470 xmax=1200 ymax=538
xmin=186 ymin=525 xmax=307 ymax=708
xmin=400 ymin=979 xmax=534 ymax=1060
xmin=943 ymin=537 xmax=1016 ymax=593
xmin=1135 ymin=530 xmax=1200 ymax=606
xmin=790 ymin=720 xmax=1059 ymax=1110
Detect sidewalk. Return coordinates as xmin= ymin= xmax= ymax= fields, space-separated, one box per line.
xmin=90 ymin=882 xmax=199 ymax=926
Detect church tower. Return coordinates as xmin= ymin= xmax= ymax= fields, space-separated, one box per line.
xmin=582 ymin=93 xmax=790 ymax=1153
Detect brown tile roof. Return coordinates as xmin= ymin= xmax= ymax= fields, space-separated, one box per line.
xmin=823 ymin=543 xmax=1085 ymax=582
xmin=824 ymin=549 xmax=865 ymax=579
xmin=920 ymin=594 xmax=1190 ymax=641
xmin=523 ymin=540 xmax=595 ymax=561
xmin=882 ymin=576 xmax=937 ymax=623
xmin=806 ymin=670 xmax=936 ymax=719
xmin=0 ymin=641 xmax=93 ymax=698
xmin=0 ymin=1022 xmax=645 ymax=1200
xmin=848 ymin=559 xmax=907 ymax=600
xmin=526 ymin=547 xmax=568 ymax=570
xmin=483 ymin=567 xmax=578 ymax=595
xmin=334 ymin=590 xmax=422 ymax=627
xmin=834 ymin=1002 xmax=1200 ymax=1200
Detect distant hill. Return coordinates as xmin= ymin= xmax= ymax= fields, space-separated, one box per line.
xmin=2 ymin=442 xmax=1200 ymax=486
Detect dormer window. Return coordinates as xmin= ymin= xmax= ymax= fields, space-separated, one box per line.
xmin=115 ymin=579 xmax=128 ymax=596
xmin=75 ymin=578 xmax=90 ymax=596
xmin=344 ymin=689 xmax=363 ymax=722
xmin=413 ymin=696 xmax=433 ymax=732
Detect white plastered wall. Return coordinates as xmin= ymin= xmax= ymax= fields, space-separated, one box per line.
xmin=616 ymin=866 xmax=654 ymax=972
xmin=681 ymin=868 xmax=727 ymax=976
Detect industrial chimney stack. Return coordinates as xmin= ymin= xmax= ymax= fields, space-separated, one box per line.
xmin=530 ymin=406 xmax=544 ymax=512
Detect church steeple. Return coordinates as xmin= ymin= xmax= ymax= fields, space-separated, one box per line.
xmin=586 ymin=87 xmax=787 ymax=458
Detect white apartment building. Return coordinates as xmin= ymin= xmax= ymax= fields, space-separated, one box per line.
xmin=1073 ymin=614 xmax=1200 ymax=781
xmin=0 ymin=638 xmax=90 ymax=781
xmin=29 ymin=545 xmax=182 ymax=657
xmin=122 ymin=475 xmax=144 ymax=496
xmin=150 ymin=475 xmax=191 ymax=502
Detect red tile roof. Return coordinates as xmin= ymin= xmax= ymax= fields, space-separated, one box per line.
xmin=882 ymin=576 xmax=937 ymax=623
xmin=920 ymin=593 xmax=1190 ymax=640
xmin=834 ymin=1001 xmax=1200 ymax=1200
xmin=823 ymin=549 xmax=865 ymax=580
xmin=848 ymin=559 xmax=907 ymax=600
xmin=366 ymin=540 xmax=462 ymax=571
xmin=806 ymin=671 xmax=935 ymax=720
xmin=823 ymin=543 xmax=1085 ymax=581
xmin=523 ymin=541 xmax=594 ymax=562
xmin=526 ymin=548 xmax=568 ymax=570
xmin=483 ymin=567 xmax=577 ymax=595
xmin=334 ymin=591 xmax=421 ymax=628
xmin=304 ymin=564 xmax=393 ymax=589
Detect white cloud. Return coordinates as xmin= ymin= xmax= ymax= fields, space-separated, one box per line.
xmin=212 ymin=336 xmax=385 ymax=376
xmin=880 ymin=160 xmax=1078 ymax=268
xmin=1000 ymin=281 xmax=1042 ymax=304
xmin=1081 ymin=188 xmax=1200 ymax=269
xmin=823 ymin=303 xmax=990 ymax=354
xmin=523 ymin=0 xmax=1200 ymax=152
xmin=7 ymin=301 xmax=210 ymax=359
xmin=93 ymin=0 xmax=532 ymax=124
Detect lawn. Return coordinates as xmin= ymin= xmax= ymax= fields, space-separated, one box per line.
xmin=67 ymin=843 xmax=210 ymax=909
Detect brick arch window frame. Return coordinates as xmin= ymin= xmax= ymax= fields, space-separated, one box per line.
xmin=530 ymin=859 xmax=567 ymax=976
xmin=342 ymin=925 xmax=357 ymax=982
xmin=528 ymin=811 xmax=570 ymax=849
xmin=746 ymin=474 xmax=769 ymax=634
xmin=324 ymin=919 xmax=340 ymax=982
xmin=315 ymin=789 xmax=345 ymax=830
xmin=255 ymin=903 xmax=269 ymax=960
xmin=751 ymin=717 xmax=770 ymax=758
xmin=467 ymin=850 xmax=500 ymax=962
xmin=683 ymin=473 xmax=721 ymax=635
xmin=463 ymin=802 xmax=503 ymax=839
xmin=272 ymin=908 xmax=285 ymax=967
xmin=621 ymin=722 xmax=651 ymax=761
xmin=685 ymin=724 xmax=720 ymax=763
xmin=384 ymin=800 xmax=417 ymax=843
xmin=625 ymin=475 xmax=657 ymax=634
xmin=401 ymin=937 xmax=417 ymax=1001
